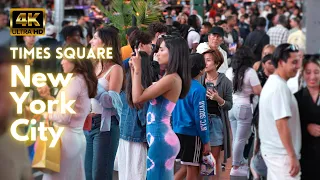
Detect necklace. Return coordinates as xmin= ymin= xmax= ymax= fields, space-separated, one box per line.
xmin=206 ymin=74 xmax=218 ymax=81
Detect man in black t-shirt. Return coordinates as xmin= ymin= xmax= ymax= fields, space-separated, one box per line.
xmin=244 ymin=17 xmax=270 ymax=62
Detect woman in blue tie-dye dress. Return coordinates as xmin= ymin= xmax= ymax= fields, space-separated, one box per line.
xmin=130 ymin=36 xmax=192 ymax=180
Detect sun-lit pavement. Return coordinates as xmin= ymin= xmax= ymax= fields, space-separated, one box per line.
xmin=220 ymin=156 xmax=232 ymax=180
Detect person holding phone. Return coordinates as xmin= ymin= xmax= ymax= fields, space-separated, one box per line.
xmin=122 ymin=29 xmax=153 ymax=71
xmin=130 ymin=35 xmax=191 ymax=180
xmin=200 ymin=49 xmax=233 ymax=180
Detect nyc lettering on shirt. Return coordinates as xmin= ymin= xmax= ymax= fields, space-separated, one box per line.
xmin=199 ymin=101 xmax=207 ymax=131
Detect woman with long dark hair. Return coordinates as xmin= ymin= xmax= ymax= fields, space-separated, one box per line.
xmin=295 ymin=55 xmax=320 ymax=180
xmin=225 ymin=46 xmax=262 ymax=176
xmin=130 ymin=36 xmax=191 ymax=180
xmin=118 ymin=52 xmax=153 ymax=180
xmin=85 ymin=27 xmax=124 ymax=180
xmin=39 ymin=43 xmax=98 ymax=180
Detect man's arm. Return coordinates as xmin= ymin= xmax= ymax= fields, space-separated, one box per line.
xmin=193 ymin=91 xmax=210 ymax=144
xmin=276 ymin=117 xmax=300 ymax=177
xmin=276 ymin=118 xmax=296 ymax=157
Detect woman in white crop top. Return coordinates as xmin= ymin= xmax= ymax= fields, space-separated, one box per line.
xmin=225 ymin=47 xmax=262 ymax=176
xmin=85 ymin=27 xmax=124 ymax=180
xmin=38 ymin=43 xmax=98 ymax=180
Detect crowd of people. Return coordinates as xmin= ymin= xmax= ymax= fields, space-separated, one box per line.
xmin=0 ymin=0 xmax=319 ymax=180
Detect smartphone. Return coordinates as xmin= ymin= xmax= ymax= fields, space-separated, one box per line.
xmin=132 ymin=40 xmax=140 ymax=56
xmin=206 ymin=82 xmax=215 ymax=91
xmin=229 ymin=43 xmax=237 ymax=55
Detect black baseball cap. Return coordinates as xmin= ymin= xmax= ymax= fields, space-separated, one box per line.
xmin=209 ymin=26 xmax=224 ymax=37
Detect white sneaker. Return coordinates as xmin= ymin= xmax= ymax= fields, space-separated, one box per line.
xmin=230 ymin=165 xmax=248 ymax=176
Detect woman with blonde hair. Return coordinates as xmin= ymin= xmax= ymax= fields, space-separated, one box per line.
xmin=253 ymin=44 xmax=275 ymax=71
xmin=177 ymin=13 xmax=188 ymax=25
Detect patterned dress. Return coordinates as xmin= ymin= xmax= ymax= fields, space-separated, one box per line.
xmin=146 ymin=96 xmax=180 ymax=180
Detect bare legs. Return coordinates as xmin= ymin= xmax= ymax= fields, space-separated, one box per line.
xmin=208 ymin=146 xmax=221 ymax=180
xmin=174 ymin=165 xmax=200 ymax=180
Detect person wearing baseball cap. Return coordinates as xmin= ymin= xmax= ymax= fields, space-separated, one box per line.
xmin=45 ymin=24 xmax=58 ymax=37
xmin=210 ymin=26 xmax=225 ymax=38
xmin=197 ymin=26 xmax=229 ymax=73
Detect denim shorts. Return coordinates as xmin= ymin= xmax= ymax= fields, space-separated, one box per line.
xmin=208 ymin=114 xmax=223 ymax=146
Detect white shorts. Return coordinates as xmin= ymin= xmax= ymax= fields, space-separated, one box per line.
xmin=262 ymin=153 xmax=301 ymax=180
xmin=117 ymin=139 xmax=147 ymax=180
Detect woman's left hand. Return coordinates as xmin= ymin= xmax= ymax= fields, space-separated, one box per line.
xmin=206 ymin=89 xmax=220 ymax=101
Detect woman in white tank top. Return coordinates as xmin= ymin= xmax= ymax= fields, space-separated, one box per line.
xmin=84 ymin=27 xmax=124 ymax=180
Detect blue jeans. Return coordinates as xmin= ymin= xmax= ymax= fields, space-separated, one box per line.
xmin=229 ymin=104 xmax=253 ymax=166
xmin=84 ymin=115 xmax=119 ymax=180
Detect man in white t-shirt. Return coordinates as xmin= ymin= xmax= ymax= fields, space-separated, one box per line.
xmin=259 ymin=43 xmax=301 ymax=180
xmin=197 ymin=27 xmax=228 ymax=73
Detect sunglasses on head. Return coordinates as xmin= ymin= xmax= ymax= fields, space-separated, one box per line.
xmin=284 ymin=44 xmax=299 ymax=52
xmin=161 ymin=34 xmax=179 ymax=40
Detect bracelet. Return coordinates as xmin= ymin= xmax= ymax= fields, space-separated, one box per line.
xmin=218 ymin=100 xmax=225 ymax=107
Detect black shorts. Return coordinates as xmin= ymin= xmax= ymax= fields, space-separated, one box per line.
xmin=176 ymin=133 xmax=203 ymax=166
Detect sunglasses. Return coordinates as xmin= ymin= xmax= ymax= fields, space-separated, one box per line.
xmin=284 ymin=44 xmax=299 ymax=52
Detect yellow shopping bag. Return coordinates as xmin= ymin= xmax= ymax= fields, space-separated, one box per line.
xmin=32 ymin=126 xmax=61 ymax=173
xmin=25 ymin=114 xmax=42 ymax=147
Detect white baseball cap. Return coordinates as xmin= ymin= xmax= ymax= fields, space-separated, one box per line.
xmin=45 ymin=24 xmax=57 ymax=36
